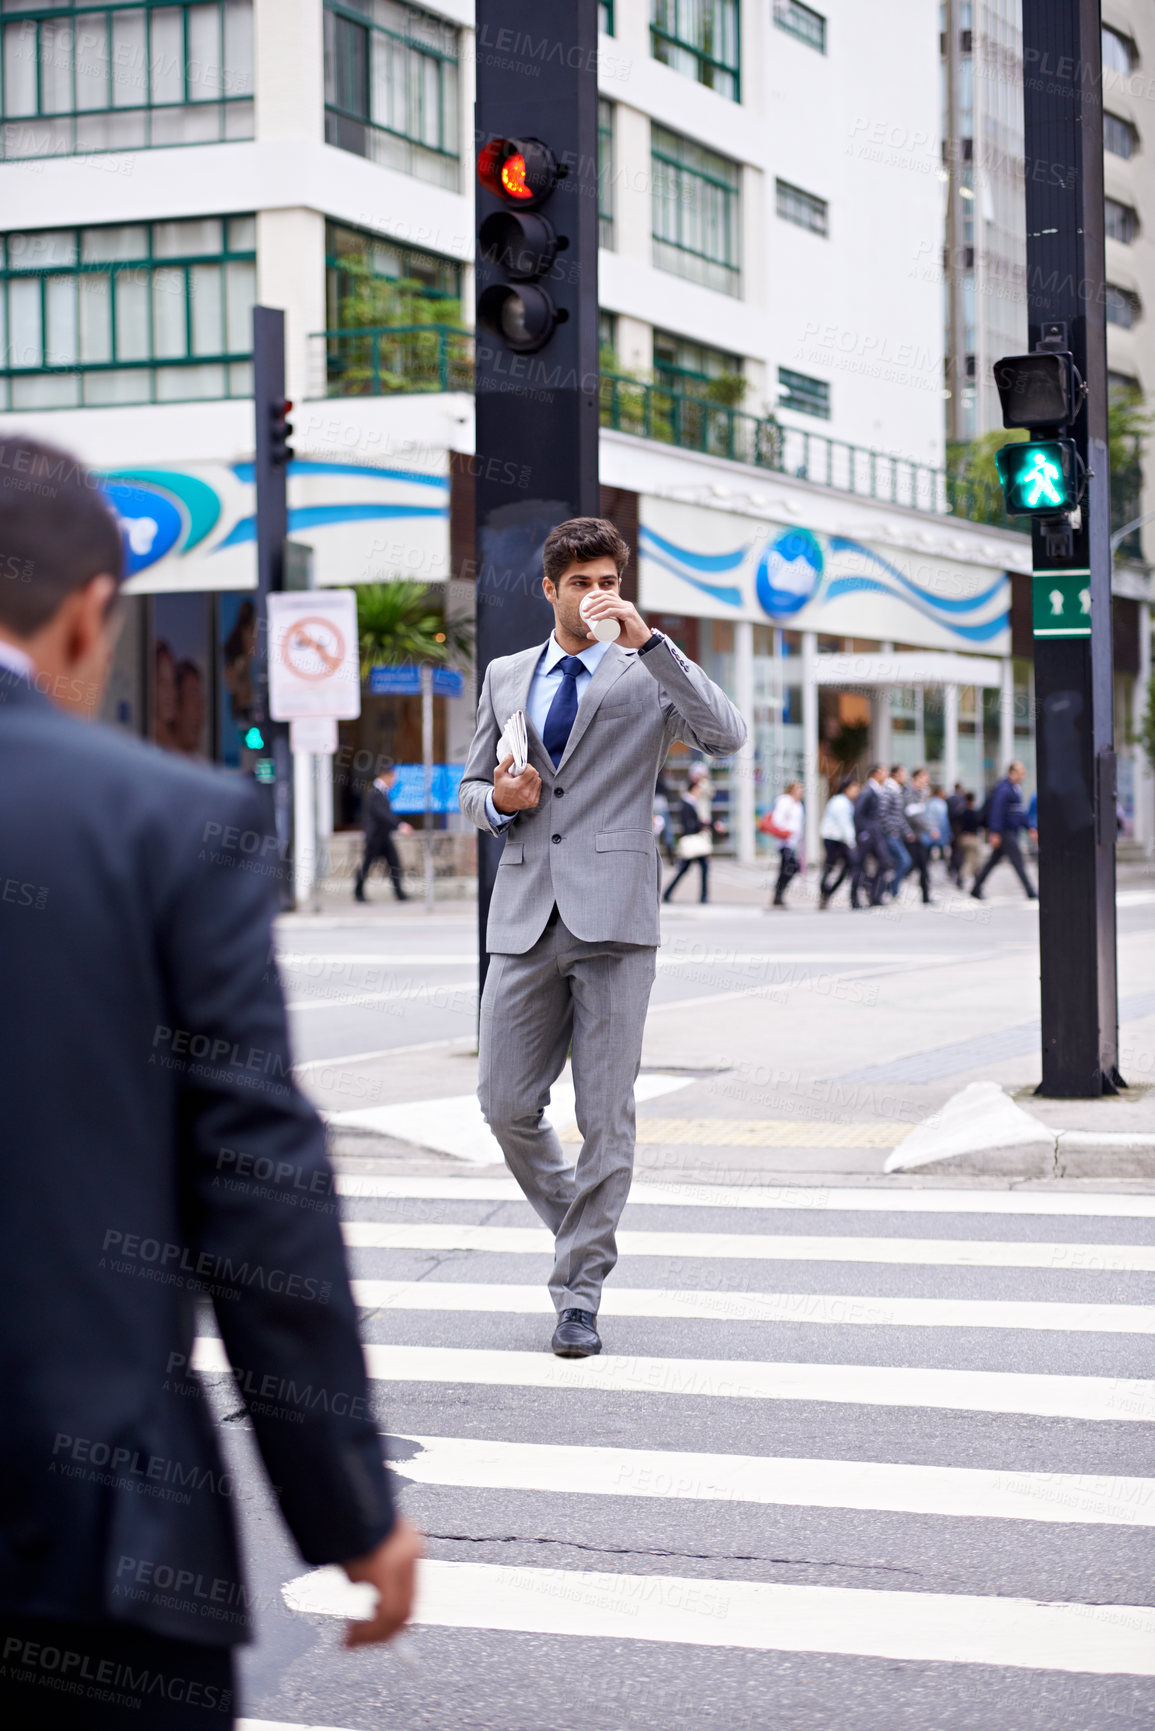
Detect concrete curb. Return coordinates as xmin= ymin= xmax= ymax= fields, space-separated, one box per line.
xmin=886 ymin=1083 xmax=1155 ymax=1178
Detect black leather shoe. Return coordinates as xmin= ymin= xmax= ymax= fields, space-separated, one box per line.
xmin=551 ymin=1308 xmax=601 ymax=1357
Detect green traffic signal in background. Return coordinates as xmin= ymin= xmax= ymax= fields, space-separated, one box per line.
xmin=995 ymin=438 xmax=1078 ymax=515
xmin=243 ymin=724 xmax=266 ymax=750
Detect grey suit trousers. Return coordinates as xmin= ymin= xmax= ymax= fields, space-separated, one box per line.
xmin=478 ymin=912 xmax=657 ymax=1313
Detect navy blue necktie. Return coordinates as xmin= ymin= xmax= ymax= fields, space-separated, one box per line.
xmin=541 ymin=655 xmax=584 ymax=768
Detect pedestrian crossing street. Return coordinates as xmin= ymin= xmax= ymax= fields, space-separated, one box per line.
xmin=219 ymin=1174 xmax=1155 ymax=1727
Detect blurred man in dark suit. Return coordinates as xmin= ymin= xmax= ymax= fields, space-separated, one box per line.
xmin=0 ymin=436 xmax=420 ymax=1729
xmin=354 ymin=761 xmax=412 ymax=902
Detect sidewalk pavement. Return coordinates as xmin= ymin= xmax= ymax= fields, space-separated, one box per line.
xmin=294 ymin=858 xmax=1155 ymax=1192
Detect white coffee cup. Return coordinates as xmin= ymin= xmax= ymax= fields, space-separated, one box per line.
xmin=580 ymin=595 xmax=621 ymax=642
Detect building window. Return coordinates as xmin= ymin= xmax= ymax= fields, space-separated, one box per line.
xmin=773 ymin=0 xmax=826 ymax=54
xmin=776 ymin=179 xmax=828 ymax=237
xmin=0 ymin=216 xmax=256 ymax=410
xmin=599 ymin=99 xmax=614 ymax=250
xmin=653 ymin=330 xmax=745 ymax=403
xmin=1104 ymin=112 xmax=1137 ymax=159
xmin=599 ymin=1 xmax=614 ymax=33
xmin=1106 ymin=285 xmax=1140 ymax=329
xmin=1105 ymin=198 xmax=1138 ymax=243
xmin=778 ymin=366 xmax=829 ymax=419
xmin=323 ymin=0 xmax=459 ymax=191
xmin=0 ymin=0 xmax=254 ymax=160
xmin=325 ymin=221 xmax=461 ymax=331
xmin=651 ymin=124 xmax=741 ymax=297
xmin=1102 ymin=26 xmax=1136 ymax=78
xmin=651 ymin=2 xmax=740 ymax=102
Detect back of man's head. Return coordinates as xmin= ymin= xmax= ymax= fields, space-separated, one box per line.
xmin=0 ymin=435 xmax=123 ymax=640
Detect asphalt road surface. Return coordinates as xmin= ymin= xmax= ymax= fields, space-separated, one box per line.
xmin=278 ymin=880 xmax=1155 ymax=1070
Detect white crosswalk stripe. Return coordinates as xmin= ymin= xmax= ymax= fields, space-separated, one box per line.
xmin=351 ymin=1276 xmax=1155 ymax=1335
xmin=284 ymin=1559 xmax=1155 ymax=1675
xmin=337 ymin=1175 xmax=1155 ymax=1217
xmin=194 ymin=1335 xmax=1155 ymax=1421
xmin=340 ymin=1219 xmax=1155 ymax=1271
xmin=215 ymin=1175 xmax=1155 ymax=1710
xmin=385 ymin=1433 xmax=1155 ymax=1526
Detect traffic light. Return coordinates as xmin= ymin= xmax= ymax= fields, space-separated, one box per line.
xmin=995 ymin=437 xmax=1079 ymax=515
xmin=269 ymin=397 xmax=294 ymax=467
xmin=476 ymin=136 xmax=567 ymax=353
xmin=993 ymin=351 xmax=1082 ymax=429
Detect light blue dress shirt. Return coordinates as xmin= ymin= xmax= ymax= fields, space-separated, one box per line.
xmin=485 ymin=634 xmax=613 ymax=830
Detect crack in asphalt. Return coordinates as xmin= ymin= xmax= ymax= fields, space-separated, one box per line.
xmin=421 ymin=1532 xmax=923 ymax=1573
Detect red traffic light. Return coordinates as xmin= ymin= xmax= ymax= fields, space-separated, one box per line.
xmin=477 ymin=137 xmax=560 ymax=210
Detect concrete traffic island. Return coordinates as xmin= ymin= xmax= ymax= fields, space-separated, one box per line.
xmin=886 ymin=1080 xmax=1155 ymax=1178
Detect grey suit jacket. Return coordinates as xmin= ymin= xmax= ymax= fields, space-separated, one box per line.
xmin=459 ymin=634 xmax=746 ymax=952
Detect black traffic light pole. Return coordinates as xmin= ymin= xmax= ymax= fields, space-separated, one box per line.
xmin=1021 ymin=0 xmax=1121 ymax=1095
xmin=252 ymin=304 xmax=295 ymax=909
xmin=474 ymin=0 xmax=600 ymax=997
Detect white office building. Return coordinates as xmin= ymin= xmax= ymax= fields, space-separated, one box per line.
xmin=0 ymin=0 xmax=1031 ymax=866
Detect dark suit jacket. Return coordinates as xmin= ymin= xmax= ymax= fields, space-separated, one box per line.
xmin=364 ymin=782 xmax=400 ymax=845
xmin=0 ymin=672 xmax=393 ymax=1646
xmin=854 ymin=780 xmax=883 ymax=840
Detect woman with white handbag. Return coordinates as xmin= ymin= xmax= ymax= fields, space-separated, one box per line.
xmin=662 ymin=764 xmax=717 ymax=904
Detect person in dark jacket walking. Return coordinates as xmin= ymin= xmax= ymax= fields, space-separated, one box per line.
xmin=946 ymin=782 xmax=968 ymax=884
xmin=0 ymin=436 xmax=421 ymax=1729
xmin=850 ymin=764 xmax=892 ymax=908
xmin=971 ymin=761 xmax=1038 ymax=900
xmin=354 ymin=761 xmax=413 ymax=902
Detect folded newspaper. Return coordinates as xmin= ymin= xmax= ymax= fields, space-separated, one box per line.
xmin=496 ymin=708 xmax=529 ymax=775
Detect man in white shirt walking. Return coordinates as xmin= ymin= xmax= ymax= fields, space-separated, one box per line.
xmin=767 ymin=779 xmax=805 ymax=907
xmin=819 ymin=776 xmax=860 ymax=908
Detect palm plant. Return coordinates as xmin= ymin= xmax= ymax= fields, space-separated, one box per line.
xmin=355 ymin=580 xmax=473 ymax=679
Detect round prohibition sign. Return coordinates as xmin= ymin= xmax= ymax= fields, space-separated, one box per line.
xmin=281 ymin=615 xmax=345 ymax=681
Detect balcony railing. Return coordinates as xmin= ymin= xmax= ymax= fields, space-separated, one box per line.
xmin=313 ymin=323 xmax=1023 ymax=533
xmin=318 ymin=323 xmax=474 ymax=398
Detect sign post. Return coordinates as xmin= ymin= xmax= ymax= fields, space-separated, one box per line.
xmin=474 ymin=0 xmax=600 ymax=1003
xmin=268 ymin=590 xmax=361 ymax=910
xmin=1013 ymin=0 xmax=1121 ymax=1096
xmin=421 ymin=663 xmax=435 ymax=913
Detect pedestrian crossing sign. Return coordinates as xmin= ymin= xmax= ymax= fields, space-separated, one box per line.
xmin=1032 ymin=569 xmax=1091 ymax=638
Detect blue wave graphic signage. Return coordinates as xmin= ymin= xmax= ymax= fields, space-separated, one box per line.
xmin=639 ymin=514 xmax=1009 ymax=647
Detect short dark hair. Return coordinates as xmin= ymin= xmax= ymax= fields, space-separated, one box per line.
xmin=0 ymin=435 xmax=123 ymax=636
xmin=868 ymin=762 xmax=885 ymax=778
xmin=542 ymin=516 xmax=630 ymax=589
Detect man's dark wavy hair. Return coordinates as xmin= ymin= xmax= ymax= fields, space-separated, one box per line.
xmin=0 ymin=435 xmax=123 ymax=636
xmin=542 ymin=516 xmax=630 ymax=588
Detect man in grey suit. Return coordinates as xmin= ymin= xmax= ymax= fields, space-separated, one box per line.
xmin=459 ymin=518 xmax=746 ymax=1358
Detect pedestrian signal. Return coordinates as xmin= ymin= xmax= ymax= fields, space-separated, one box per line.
xmin=993 ymin=352 xmax=1081 ymax=430
xmin=995 ymin=438 xmax=1078 ymax=515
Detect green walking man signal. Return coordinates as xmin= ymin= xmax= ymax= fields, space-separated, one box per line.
xmin=994 ymin=437 xmax=1078 ymax=516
